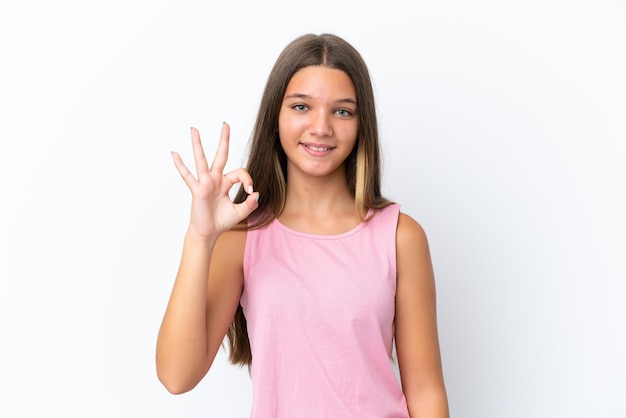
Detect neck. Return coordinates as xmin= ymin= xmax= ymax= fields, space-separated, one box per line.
xmin=283 ymin=169 xmax=355 ymax=218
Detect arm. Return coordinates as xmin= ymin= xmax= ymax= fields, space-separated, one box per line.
xmin=155 ymin=124 xmax=258 ymax=394
xmin=395 ymin=213 xmax=449 ymax=417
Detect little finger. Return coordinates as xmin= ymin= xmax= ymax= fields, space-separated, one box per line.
xmin=171 ymin=151 xmax=197 ymax=189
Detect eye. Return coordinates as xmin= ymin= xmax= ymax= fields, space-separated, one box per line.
xmin=335 ymin=108 xmax=353 ymax=117
xmin=292 ymin=104 xmax=309 ymax=111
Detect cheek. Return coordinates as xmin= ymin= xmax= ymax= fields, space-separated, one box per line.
xmin=278 ymin=113 xmax=306 ymax=138
xmin=277 ymin=124 xmax=288 ymax=148
xmin=338 ymin=122 xmax=359 ymax=144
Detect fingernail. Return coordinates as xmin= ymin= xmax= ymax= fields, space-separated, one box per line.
xmin=255 ymin=193 xmax=260 ymax=203
xmin=247 ymin=185 xmax=253 ymax=194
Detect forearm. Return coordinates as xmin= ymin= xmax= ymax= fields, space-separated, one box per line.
xmin=407 ymin=389 xmax=449 ymax=418
xmin=156 ymin=231 xmax=216 ymax=393
xmin=408 ymin=389 xmax=450 ymax=418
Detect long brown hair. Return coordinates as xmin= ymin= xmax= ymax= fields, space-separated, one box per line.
xmin=227 ymin=33 xmax=392 ymax=367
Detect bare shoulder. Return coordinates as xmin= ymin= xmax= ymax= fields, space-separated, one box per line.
xmin=212 ymin=227 xmax=247 ymax=268
xmin=215 ymin=227 xmax=247 ymax=251
xmin=396 ymin=212 xmax=430 ymax=252
xmin=396 ymin=211 xmax=434 ymax=288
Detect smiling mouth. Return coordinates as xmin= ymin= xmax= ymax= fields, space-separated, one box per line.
xmin=302 ymin=143 xmax=336 ymax=152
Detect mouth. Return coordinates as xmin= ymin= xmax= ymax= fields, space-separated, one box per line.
xmin=301 ymin=143 xmax=336 ymax=152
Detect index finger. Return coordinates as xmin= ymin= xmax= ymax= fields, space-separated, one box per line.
xmin=209 ymin=122 xmax=230 ymax=173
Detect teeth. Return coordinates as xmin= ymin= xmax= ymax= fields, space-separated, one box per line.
xmin=307 ymin=145 xmax=331 ymax=152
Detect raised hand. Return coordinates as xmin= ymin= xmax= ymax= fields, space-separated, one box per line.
xmin=171 ymin=123 xmax=259 ymax=239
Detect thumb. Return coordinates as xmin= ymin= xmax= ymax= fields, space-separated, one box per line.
xmin=234 ymin=192 xmax=260 ymax=220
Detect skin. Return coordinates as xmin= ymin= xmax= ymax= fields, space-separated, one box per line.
xmin=156 ymin=65 xmax=449 ymax=417
xmin=395 ymin=215 xmax=450 ymax=416
xmin=156 ymin=123 xmax=257 ymax=394
xmin=277 ymin=66 xmax=360 ymax=233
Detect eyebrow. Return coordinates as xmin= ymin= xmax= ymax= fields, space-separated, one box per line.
xmin=283 ymin=93 xmax=357 ymax=105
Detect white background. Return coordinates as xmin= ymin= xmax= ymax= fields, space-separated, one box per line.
xmin=1 ymin=0 xmax=625 ymax=417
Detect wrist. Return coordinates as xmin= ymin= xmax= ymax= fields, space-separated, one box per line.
xmin=184 ymin=228 xmax=220 ymax=246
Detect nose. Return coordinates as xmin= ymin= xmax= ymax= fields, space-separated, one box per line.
xmin=308 ymin=109 xmax=333 ymax=137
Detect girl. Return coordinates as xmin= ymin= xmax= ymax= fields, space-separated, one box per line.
xmin=156 ymin=33 xmax=449 ymax=417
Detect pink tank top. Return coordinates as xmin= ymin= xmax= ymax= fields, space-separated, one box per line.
xmin=241 ymin=203 xmax=409 ymax=417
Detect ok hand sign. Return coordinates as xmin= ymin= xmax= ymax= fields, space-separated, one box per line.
xmin=171 ymin=123 xmax=259 ymax=240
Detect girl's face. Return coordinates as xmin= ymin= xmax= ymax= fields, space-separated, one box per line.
xmin=278 ymin=65 xmax=358 ymax=181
